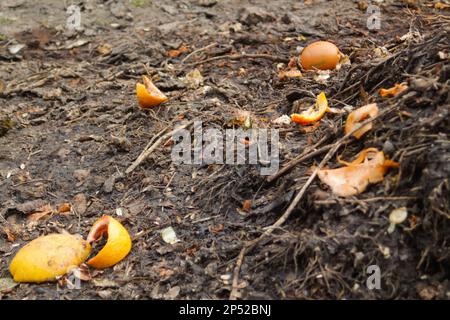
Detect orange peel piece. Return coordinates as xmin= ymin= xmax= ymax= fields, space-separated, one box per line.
xmin=278 ymin=68 xmax=303 ymax=81
xmin=167 ymin=45 xmax=189 ymax=58
xmin=345 ymin=103 xmax=379 ymax=139
xmin=136 ymin=75 xmax=168 ymax=108
xmin=9 ymin=234 xmax=91 ymax=283
xmin=379 ymin=83 xmax=408 ymax=98
xmin=291 ymin=92 xmax=329 ymax=125
xmin=86 ymin=215 xmax=132 ymax=269
xmin=318 ymin=148 xmax=399 ymax=197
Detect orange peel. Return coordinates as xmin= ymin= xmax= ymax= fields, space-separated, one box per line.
xmin=9 ymin=234 xmax=91 ymax=283
xmin=345 ymin=103 xmax=379 ymax=139
xmin=379 ymin=83 xmax=408 ymax=98
xmin=136 ymin=75 xmax=168 ymax=108
xmin=318 ymin=148 xmax=399 ymax=197
xmin=278 ymin=68 xmax=303 ymax=81
xmin=86 ymin=215 xmax=132 ymax=269
xmin=291 ymin=92 xmax=329 ymax=125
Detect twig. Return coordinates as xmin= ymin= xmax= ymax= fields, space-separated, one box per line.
xmin=181 ymin=42 xmax=218 ymax=63
xmin=182 ymin=53 xmax=289 ymax=68
xmin=125 ymin=121 xmax=193 ymax=174
xmin=229 ymin=104 xmax=398 ymax=300
xmin=266 ymin=134 xmax=331 ymax=183
xmin=315 ymin=196 xmax=417 ymax=205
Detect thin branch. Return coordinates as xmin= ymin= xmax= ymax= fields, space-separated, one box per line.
xmin=181 ymin=42 xmax=218 ymax=63
xmin=125 ymin=121 xmax=193 ymax=175
xmin=266 ymin=134 xmax=331 ymax=183
xmin=182 ymin=53 xmax=289 ymax=68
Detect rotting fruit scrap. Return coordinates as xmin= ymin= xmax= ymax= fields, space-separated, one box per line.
xmin=291 ymin=92 xmax=329 ymax=125
xmin=379 ymin=83 xmax=408 ymax=98
xmin=86 ymin=215 xmax=132 ymax=269
xmin=136 ymin=75 xmax=168 ymax=108
xmin=345 ymin=103 xmax=379 ymax=139
xmin=317 ymin=148 xmax=400 ymax=197
xmin=9 ymin=234 xmax=91 ymax=283
xmin=9 ymin=215 xmax=132 ymax=283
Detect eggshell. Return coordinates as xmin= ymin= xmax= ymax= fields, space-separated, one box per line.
xmin=300 ymin=41 xmax=340 ymax=70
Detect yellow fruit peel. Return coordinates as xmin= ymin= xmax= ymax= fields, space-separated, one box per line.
xmin=136 ymin=75 xmax=168 ymax=108
xmin=345 ymin=103 xmax=379 ymax=139
xmin=291 ymin=92 xmax=329 ymax=125
xmin=9 ymin=234 xmax=91 ymax=283
xmin=86 ymin=215 xmax=132 ymax=269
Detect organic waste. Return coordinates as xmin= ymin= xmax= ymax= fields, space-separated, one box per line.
xmin=9 ymin=234 xmax=91 ymax=283
xmin=345 ymin=103 xmax=379 ymax=139
xmin=291 ymin=92 xmax=329 ymax=125
xmin=136 ymin=75 xmax=168 ymax=108
xmin=379 ymin=83 xmax=408 ymax=97
xmin=300 ymin=41 xmax=340 ymax=70
xmin=317 ymin=148 xmax=400 ymax=197
xmin=86 ymin=215 xmax=132 ymax=269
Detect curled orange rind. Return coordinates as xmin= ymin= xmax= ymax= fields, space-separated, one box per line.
xmin=291 ymin=92 xmax=329 ymax=125
xmin=318 ymin=148 xmax=399 ymax=197
xmin=379 ymin=83 xmax=408 ymax=98
xmin=86 ymin=215 xmax=132 ymax=269
xmin=136 ymin=75 xmax=168 ymax=108
xmin=345 ymin=103 xmax=379 ymax=139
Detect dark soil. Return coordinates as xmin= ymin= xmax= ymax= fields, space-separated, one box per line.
xmin=0 ymin=0 xmax=449 ymax=300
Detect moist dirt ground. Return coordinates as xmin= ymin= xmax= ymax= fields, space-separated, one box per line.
xmin=0 ymin=0 xmax=449 ymax=300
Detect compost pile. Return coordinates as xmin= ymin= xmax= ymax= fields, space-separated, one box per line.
xmin=0 ymin=0 xmax=449 ymax=299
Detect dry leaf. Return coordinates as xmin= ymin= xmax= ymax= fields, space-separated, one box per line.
xmin=272 ymin=115 xmax=291 ymax=125
xmin=97 ymin=43 xmax=112 ymax=55
xmin=183 ymin=69 xmax=204 ymax=89
xmin=167 ymin=45 xmax=189 ymax=58
xmin=159 ymin=267 xmax=175 ymax=279
xmin=73 ymin=193 xmax=87 ymax=215
xmin=15 ymin=199 xmax=47 ymax=214
xmin=0 ymin=278 xmax=17 ymax=293
xmin=58 ymin=203 xmax=71 ymax=214
xmin=302 ymin=121 xmax=321 ymax=133
xmin=2 ymin=226 xmax=16 ymax=242
xmin=209 ymin=224 xmax=224 ymax=234
xmin=434 ymin=2 xmax=450 ymax=10
xmin=27 ymin=204 xmax=53 ymax=222
xmin=242 ymin=199 xmax=251 ymax=211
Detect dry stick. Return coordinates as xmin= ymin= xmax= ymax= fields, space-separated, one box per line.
xmin=267 ymin=134 xmax=331 ymax=183
xmin=125 ymin=121 xmax=193 ymax=174
xmin=229 ymin=105 xmax=397 ymax=300
xmin=181 ymin=42 xmax=218 ymax=63
xmin=183 ymin=53 xmax=289 ymax=68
